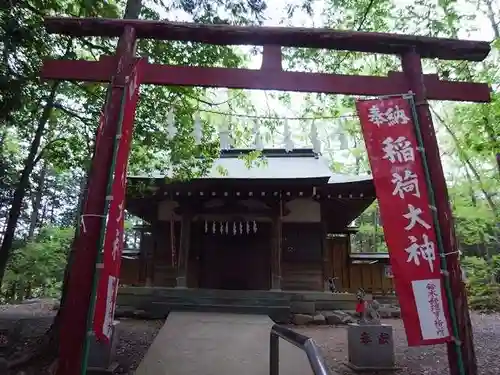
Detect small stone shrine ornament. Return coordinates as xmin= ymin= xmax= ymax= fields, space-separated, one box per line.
xmin=356 ymin=289 xmax=381 ymax=325
xmin=346 ymin=289 xmax=397 ymax=371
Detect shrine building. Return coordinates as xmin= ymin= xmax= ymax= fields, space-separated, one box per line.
xmin=118 ymin=148 xmax=393 ymax=318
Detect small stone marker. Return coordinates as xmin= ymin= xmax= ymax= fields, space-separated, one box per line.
xmin=88 ymin=320 xmax=121 ymax=373
xmin=346 ymin=323 xmax=397 ymax=372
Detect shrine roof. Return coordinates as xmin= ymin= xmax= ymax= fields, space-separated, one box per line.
xmin=128 ymin=148 xmax=372 ymax=185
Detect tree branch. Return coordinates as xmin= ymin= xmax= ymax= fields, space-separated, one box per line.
xmin=431 ymin=106 xmax=498 ymax=219
xmin=50 ymin=102 xmax=92 ymax=124
xmin=33 ymin=138 xmax=68 ymax=166
xmin=78 ymin=38 xmax=114 ymax=55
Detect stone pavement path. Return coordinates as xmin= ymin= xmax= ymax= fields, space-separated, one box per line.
xmin=134 ymin=312 xmax=315 ymax=375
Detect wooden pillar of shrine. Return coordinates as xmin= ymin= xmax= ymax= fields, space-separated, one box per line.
xmin=270 ymin=199 xmax=282 ymax=290
xmin=138 ymin=228 xmax=155 ymax=286
xmin=176 ymin=212 xmax=192 ymax=288
xmin=320 ymin=206 xmax=332 ymax=291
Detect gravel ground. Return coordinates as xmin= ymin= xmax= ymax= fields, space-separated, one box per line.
xmin=293 ymin=312 xmax=500 ymax=375
xmin=0 ymin=301 xmax=498 ymax=375
xmin=114 ymin=319 xmax=164 ymax=372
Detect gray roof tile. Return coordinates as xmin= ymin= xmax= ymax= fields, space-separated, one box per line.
xmin=128 ymin=148 xmax=372 ymax=184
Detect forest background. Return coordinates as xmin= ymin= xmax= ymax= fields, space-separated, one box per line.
xmin=0 ymin=0 xmax=499 ymax=311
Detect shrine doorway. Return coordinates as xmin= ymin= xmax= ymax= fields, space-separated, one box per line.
xmin=197 ymin=220 xmax=271 ymax=290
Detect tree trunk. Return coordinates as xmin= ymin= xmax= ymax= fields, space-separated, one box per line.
xmin=28 ymin=161 xmax=48 ymax=240
xmin=74 ymin=174 xmax=87 ymax=227
xmin=8 ymin=2 xmax=144 ymax=372
xmin=7 ymin=123 xmax=94 ymax=372
xmin=0 ymin=83 xmax=59 ymax=285
xmin=484 ymin=0 xmax=499 ymax=38
xmin=463 ymin=166 xmax=490 ymax=259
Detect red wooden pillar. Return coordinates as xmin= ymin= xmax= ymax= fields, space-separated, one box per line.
xmin=56 ymin=26 xmax=137 ymax=375
xmin=402 ymin=50 xmax=477 ymax=375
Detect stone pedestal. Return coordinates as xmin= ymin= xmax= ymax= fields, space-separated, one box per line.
xmin=346 ymin=323 xmax=397 ymax=372
xmin=88 ymin=320 xmax=120 ymax=370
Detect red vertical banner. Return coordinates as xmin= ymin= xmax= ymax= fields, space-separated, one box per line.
xmin=356 ymin=96 xmax=452 ymax=346
xmin=93 ymin=59 xmax=144 ymax=342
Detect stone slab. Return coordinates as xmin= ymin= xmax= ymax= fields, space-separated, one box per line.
xmin=290 ymin=301 xmax=316 ymax=314
xmin=292 ymin=313 xmax=314 ymax=325
xmin=344 ymin=362 xmax=400 ymax=372
xmin=347 ymin=323 xmax=396 ymax=371
xmin=135 ymin=312 xmax=314 ymax=375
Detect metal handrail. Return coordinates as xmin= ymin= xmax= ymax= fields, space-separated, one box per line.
xmin=270 ymin=324 xmax=331 ymax=375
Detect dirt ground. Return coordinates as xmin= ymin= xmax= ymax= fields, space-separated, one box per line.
xmin=1 ymin=301 xmax=499 ymax=374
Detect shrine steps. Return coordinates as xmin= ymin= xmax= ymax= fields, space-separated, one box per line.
xmin=116 ymin=287 xmax=367 ymax=323
xmin=116 ymin=288 xmax=292 ymax=323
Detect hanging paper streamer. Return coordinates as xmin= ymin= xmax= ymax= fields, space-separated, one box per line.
xmin=205 ymin=221 xmax=259 ymax=235
xmin=253 ymin=120 xmax=264 ymax=151
xmin=283 ymin=120 xmax=294 ymax=152
xmin=193 ymin=111 xmax=202 ymax=145
xmin=338 ymin=132 xmax=348 ymax=150
xmin=310 ymin=121 xmax=321 ymax=154
xmin=219 ymin=122 xmax=231 ymax=150
xmin=167 ymin=109 xmax=177 ymax=138
xmin=337 ymin=118 xmax=349 ymax=150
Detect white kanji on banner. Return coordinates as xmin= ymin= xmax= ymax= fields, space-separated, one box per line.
xmin=102 ymin=275 xmax=118 ymax=340
xmin=391 ymin=169 xmax=421 ymax=199
xmin=368 ymin=104 xmax=411 ymax=126
xmin=412 ymin=279 xmax=449 ymax=340
xmin=382 ymin=136 xmax=415 ymax=163
xmin=403 ymin=204 xmax=431 ymax=231
xmin=405 ymin=234 xmax=436 ymax=272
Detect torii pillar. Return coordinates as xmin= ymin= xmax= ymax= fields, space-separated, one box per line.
xmin=40 ymin=17 xmax=491 ymax=375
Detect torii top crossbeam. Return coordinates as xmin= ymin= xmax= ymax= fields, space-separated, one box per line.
xmin=42 ymin=17 xmax=491 ymax=102
xmin=46 ymin=17 xmax=490 ymax=61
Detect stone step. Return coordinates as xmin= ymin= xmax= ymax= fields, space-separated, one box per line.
xmin=120 ymin=287 xmax=291 ymax=300
xmin=151 ymin=295 xmax=289 ymax=305
xmin=147 ymin=302 xmax=291 ymax=323
xmin=117 ymin=295 xmax=291 ymax=311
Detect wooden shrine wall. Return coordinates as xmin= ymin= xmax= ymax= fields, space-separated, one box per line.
xmin=119 ymin=223 xmax=180 ymax=287
xmin=328 ymin=236 xmax=394 ymax=294
xmin=281 ymin=223 xmax=323 ymax=291
xmin=119 ymin=258 xmax=141 ymax=286
xmin=193 ymin=221 xmax=271 ymax=290
xmin=118 ymin=224 xmax=394 ymax=294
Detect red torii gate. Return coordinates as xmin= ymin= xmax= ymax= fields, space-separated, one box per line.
xmin=41 ymin=17 xmax=490 ymax=375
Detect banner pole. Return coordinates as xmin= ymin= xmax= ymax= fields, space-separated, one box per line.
xmin=407 ymin=95 xmax=466 ymax=375
xmin=80 ymin=85 xmax=128 ymax=375
xmin=401 ymin=49 xmax=476 ymax=375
